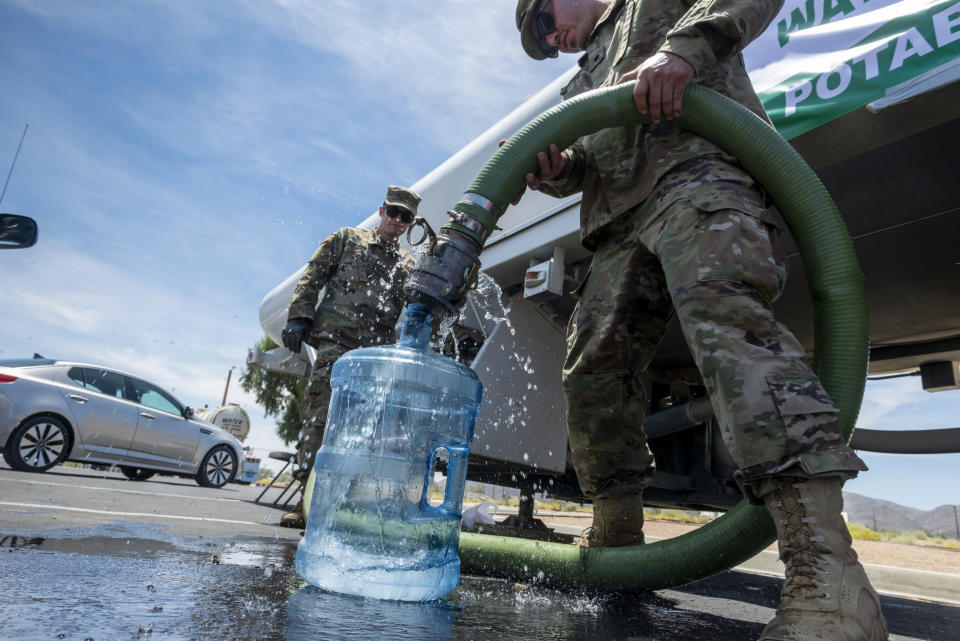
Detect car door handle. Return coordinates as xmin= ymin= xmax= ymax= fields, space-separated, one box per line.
xmin=68 ymin=394 xmax=88 ymax=404
xmin=140 ymin=412 xmax=156 ymax=420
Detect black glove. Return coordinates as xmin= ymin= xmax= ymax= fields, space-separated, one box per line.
xmin=281 ymin=317 xmax=312 ymax=353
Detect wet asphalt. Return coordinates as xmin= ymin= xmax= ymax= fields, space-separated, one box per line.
xmin=0 ymin=464 xmax=956 ymax=641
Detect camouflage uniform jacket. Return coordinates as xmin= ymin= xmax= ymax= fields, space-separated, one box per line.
xmin=540 ymin=0 xmax=783 ymax=250
xmin=287 ymin=227 xmax=414 ymax=350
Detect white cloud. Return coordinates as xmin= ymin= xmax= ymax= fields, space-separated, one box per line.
xmin=253 ymin=0 xmax=570 ymax=149
xmin=0 ymin=241 xmax=257 ymax=363
xmin=859 ymin=376 xmax=960 ymax=430
xmin=857 ymin=377 xmax=920 ymax=427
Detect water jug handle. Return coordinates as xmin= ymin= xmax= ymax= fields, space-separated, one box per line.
xmin=440 ymin=445 xmax=468 ymax=516
xmin=419 ymin=446 xmax=444 ymax=516
xmin=419 ymin=444 xmax=467 ymax=518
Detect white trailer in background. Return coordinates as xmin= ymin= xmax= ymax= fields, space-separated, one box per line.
xmin=253 ymin=1 xmax=960 ymax=509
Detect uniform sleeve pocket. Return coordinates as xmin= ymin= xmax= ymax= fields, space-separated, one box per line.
xmin=588 ymin=47 xmax=606 ymax=71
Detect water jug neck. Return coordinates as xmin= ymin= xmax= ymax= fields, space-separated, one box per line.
xmin=398 ymin=304 xmax=433 ymax=349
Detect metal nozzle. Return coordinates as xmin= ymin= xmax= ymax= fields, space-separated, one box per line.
xmin=403 ymin=224 xmax=481 ymax=318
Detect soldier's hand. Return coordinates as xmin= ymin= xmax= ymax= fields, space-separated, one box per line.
xmin=524 ymin=143 xmax=566 ymax=191
xmin=281 ymin=317 xmax=312 ymax=353
xmin=499 ymin=140 xmax=567 ymax=204
xmin=617 ymin=51 xmax=694 ymax=124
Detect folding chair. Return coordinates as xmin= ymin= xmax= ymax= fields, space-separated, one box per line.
xmin=254 ymin=451 xmax=302 ymax=508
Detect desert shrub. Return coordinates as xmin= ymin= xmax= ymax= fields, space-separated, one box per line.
xmin=648 ymin=509 xmax=712 ymax=524
xmin=537 ymin=499 xmax=562 ymax=511
xmin=847 ymin=522 xmax=882 ymax=541
xmin=846 ymin=523 xmax=960 ymax=549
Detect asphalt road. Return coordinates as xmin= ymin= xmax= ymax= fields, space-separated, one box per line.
xmin=0 ymin=463 xmax=956 ymax=641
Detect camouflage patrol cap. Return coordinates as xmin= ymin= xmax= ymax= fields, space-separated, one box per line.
xmin=383 ymin=185 xmax=421 ymax=215
xmin=516 ymin=0 xmax=550 ymax=61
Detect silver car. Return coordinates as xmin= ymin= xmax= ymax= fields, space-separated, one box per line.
xmin=0 ymin=358 xmax=243 ymax=488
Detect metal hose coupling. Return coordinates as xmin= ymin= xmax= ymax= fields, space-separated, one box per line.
xmin=403 ymin=218 xmax=482 ymax=317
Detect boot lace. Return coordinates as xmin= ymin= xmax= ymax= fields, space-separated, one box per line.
xmin=776 ymin=483 xmax=830 ymax=602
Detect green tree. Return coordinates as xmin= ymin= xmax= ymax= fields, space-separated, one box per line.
xmin=239 ymin=336 xmax=307 ymax=445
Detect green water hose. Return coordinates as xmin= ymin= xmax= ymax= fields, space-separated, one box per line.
xmin=311 ymin=83 xmax=867 ymax=591
xmin=442 ymin=82 xmax=869 ymax=590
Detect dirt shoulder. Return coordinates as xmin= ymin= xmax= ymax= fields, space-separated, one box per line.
xmin=507 ymin=510 xmax=960 ymax=576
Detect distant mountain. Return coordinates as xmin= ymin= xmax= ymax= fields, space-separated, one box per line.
xmin=922 ymin=504 xmax=960 ymax=539
xmin=843 ymin=492 xmax=960 ymax=538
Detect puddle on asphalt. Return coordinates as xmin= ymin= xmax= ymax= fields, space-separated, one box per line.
xmin=0 ymin=531 xmax=772 ymax=641
xmin=2 ymin=531 xmax=951 ymax=640
xmin=0 ymin=528 xmax=288 ymax=567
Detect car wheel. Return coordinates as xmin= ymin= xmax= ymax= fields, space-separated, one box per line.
xmin=6 ymin=415 xmax=71 ymax=473
xmin=195 ymin=445 xmax=237 ymax=488
xmin=119 ymin=466 xmax=156 ymax=481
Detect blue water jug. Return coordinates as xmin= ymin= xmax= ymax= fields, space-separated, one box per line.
xmin=295 ymin=303 xmax=483 ymax=602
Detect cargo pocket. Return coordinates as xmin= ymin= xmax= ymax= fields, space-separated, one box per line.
xmin=569 ymin=263 xmax=593 ymax=301
xmin=564 ymin=264 xmax=593 ymax=352
xmin=765 ymin=370 xmax=840 ymax=458
xmin=563 ymin=372 xmax=625 ymax=441
xmin=696 ymin=202 xmax=785 ymax=303
xmin=765 ymin=371 xmax=838 ymax=417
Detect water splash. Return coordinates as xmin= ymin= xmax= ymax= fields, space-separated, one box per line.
xmin=470 ymin=272 xmax=513 ymax=336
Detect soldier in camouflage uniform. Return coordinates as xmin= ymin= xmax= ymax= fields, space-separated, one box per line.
xmin=278 ymin=185 xmax=420 ymax=528
xmin=514 ymin=2 xmax=886 ymax=639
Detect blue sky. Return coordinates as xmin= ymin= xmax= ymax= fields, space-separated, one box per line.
xmin=1 ymin=1 xmax=957 ymax=512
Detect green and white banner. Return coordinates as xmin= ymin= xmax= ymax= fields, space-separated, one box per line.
xmin=744 ymin=0 xmax=960 ymax=139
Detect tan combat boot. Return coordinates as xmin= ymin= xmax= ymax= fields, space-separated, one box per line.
xmin=580 ymin=494 xmax=645 ymax=547
xmin=279 ymin=497 xmax=305 ymax=529
xmin=761 ymin=478 xmax=888 ymax=641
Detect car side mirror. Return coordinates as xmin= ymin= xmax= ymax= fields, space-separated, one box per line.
xmin=0 ymin=213 xmax=38 ymax=249
xmin=183 ymin=406 xmax=195 ymax=418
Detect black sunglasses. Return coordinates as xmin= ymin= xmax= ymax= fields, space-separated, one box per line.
xmin=535 ymin=0 xmax=558 ymax=58
xmin=384 ymin=204 xmax=414 ymax=224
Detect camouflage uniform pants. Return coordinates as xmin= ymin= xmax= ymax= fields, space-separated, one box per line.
xmin=564 ymin=186 xmax=867 ymax=502
xmin=293 ymin=342 xmax=350 ymax=483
